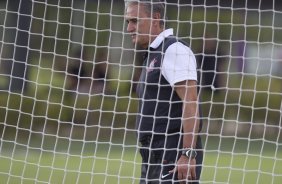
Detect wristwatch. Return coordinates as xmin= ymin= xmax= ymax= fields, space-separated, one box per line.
xmin=182 ymin=148 xmax=197 ymax=159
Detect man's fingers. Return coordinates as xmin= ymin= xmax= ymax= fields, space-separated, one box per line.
xmin=169 ymin=167 xmax=176 ymax=174
xmin=177 ymin=166 xmax=188 ymax=183
xmin=177 ymin=171 xmax=182 ymax=181
xmin=191 ymin=167 xmax=197 ymax=180
xmin=178 ymin=167 xmax=197 ymax=183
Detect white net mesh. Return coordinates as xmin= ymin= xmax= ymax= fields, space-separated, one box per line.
xmin=0 ymin=0 xmax=281 ymax=183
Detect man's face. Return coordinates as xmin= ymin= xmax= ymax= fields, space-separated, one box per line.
xmin=125 ymin=4 xmax=152 ymax=49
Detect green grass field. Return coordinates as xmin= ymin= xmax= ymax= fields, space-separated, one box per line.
xmin=0 ymin=137 xmax=281 ymax=184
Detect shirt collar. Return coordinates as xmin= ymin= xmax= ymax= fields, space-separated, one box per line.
xmin=149 ymin=28 xmax=174 ymax=49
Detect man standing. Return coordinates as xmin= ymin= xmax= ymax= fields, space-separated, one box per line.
xmin=125 ymin=0 xmax=203 ymax=183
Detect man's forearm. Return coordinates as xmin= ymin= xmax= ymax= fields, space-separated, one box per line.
xmin=174 ymin=80 xmax=200 ymax=149
xmin=182 ymin=103 xmax=200 ymax=149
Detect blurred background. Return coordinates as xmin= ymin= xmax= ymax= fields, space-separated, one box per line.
xmin=0 ymin=0 xmax=282 ymax=144
xmin=0 ymin=1 xmax=282 ymax=183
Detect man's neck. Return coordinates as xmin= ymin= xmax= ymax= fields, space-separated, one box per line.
xmin=148 ymin=28 xmax=165 ymax=47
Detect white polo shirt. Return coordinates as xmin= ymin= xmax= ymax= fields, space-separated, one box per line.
xmin=149 ymin=28 xmax=198 ymax=86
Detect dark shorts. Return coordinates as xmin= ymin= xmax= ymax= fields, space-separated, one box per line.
xmin=139 ymin=134 xmax=203 ymax=184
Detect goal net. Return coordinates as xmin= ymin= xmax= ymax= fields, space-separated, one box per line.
xmin=0 ymin=0 xmax=281 ymax=183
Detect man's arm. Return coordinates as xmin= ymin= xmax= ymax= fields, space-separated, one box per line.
xmin=173 ymin=80 xmax=200 ymax=183
xmin=175 ymin=80 xmax=199 ymax=148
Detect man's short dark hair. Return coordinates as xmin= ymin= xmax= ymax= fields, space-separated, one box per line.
xmin=125 ymin=0 xmax=166 ymax=27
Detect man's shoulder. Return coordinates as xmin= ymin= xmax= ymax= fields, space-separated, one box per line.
xmin=162 ymin=36 xmax=190 ymax=52
xmin=164 ymin=36 xmax=189 ymax=46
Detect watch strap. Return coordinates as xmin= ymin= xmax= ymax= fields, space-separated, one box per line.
xmin=182 ymin=148 xmax=197 ymax=159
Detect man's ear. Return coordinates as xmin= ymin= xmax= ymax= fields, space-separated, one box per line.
xmin=152 ymin=12 xmax=161 ymax=26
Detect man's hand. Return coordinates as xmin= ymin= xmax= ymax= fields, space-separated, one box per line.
xmin=170 ymin=155 xmax=197 ymax=183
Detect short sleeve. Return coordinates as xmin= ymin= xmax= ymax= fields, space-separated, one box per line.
xmin=161 ymin=42 xmax=197 ymax=86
